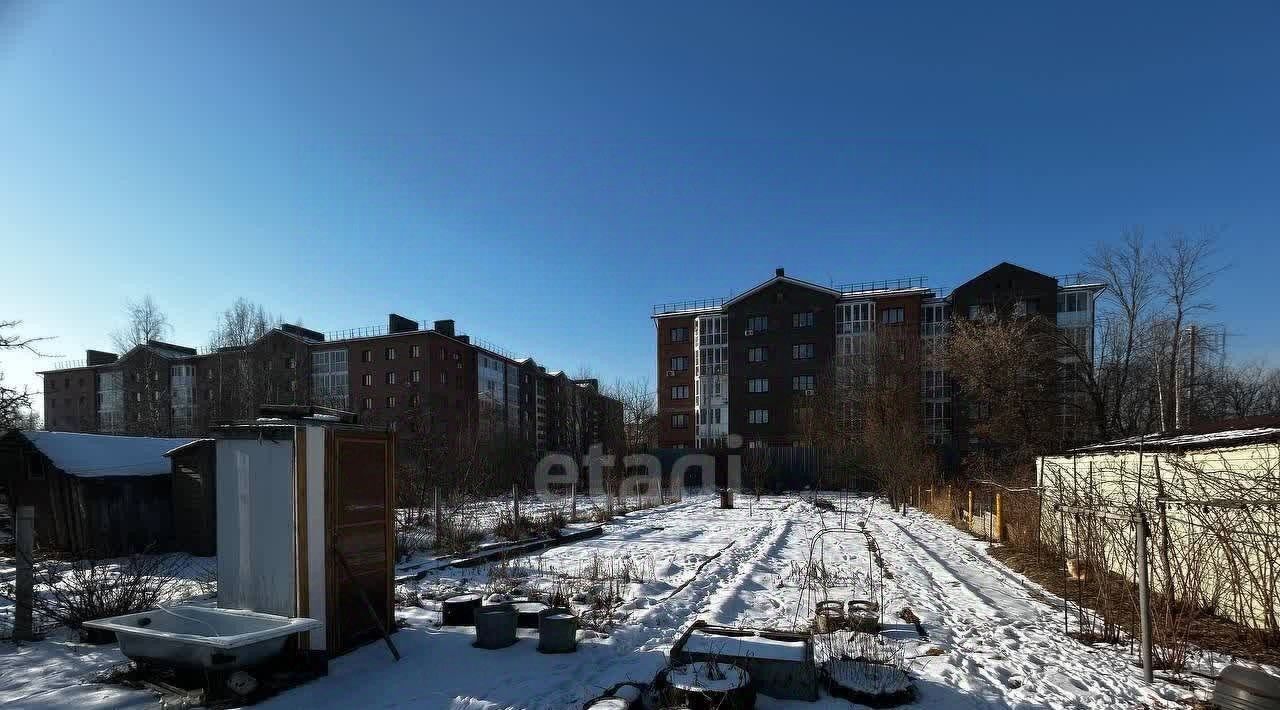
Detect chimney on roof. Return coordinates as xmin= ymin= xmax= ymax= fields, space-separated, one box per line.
xmin=388 ymin=314 xmax=418 ymax=334
xmin=86 ymin=350 xmax=118 ymax=366
xmin=456 ymin=335 xmax=470 ymax=344
xmin=776 ymin=267 xmax=785 ymax=277
xmin=280 ymin=323 xmax=325 ymax=342
xmin=433 ymin=319 xmax=455 ymax=337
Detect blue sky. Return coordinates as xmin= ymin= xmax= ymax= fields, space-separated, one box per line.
xmin=2 ymin=1 xmax=1278 ymax=401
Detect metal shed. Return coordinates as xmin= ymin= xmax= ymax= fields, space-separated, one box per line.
xmin=213 ymin=416 xmax=396 ymax=658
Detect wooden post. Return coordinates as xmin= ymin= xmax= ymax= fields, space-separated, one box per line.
xmin=994 ymin=493 xmax=1003 ymax=542
xmin=512 ymin=484 xmax=519 ymax=527
xmin=967 ymin=490 xmax=973 ymax=523
xmin=14 ymin=505 xmax=34 ymax=641
xmin=570 ymin=481 xmax=577 ymax=521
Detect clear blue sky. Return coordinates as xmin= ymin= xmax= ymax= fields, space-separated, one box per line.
xmin=2 ymin=1 xmax=1278 ymax=401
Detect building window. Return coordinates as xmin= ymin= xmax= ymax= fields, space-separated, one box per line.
xmin=671 ymin=385 xmax=689 ymax=399
xmin=288 ymin=378 xmax=297 ymax=392
xmin=792 ymin=343 xmax=814 ymax=360
xmin=792 ymin=312 xmax=814 ymax=328
xmin=410 ymin=393 xmax=420 ymax=407
xmin=363 ymin=373 xmax=373 ymax=387
xmin=670 ymin=356 xmax=689 ymax=372
xmin=439 ymin=371 xmax=448 ymax=385
xmin=362 ymin=349 xmax=373 ymax=363
xmin=837 ymin=302 xmax=874 ymax=334
xmin=746 ymin=316 xmax=768 ymax=333
xmin=385 ymin=347 xmax=396 ymax=361
xmin=747 ymin=346 xmax=768 ymax=363
xmin=793 ymin=374 xmax=815 ymax=392
xmin=386 ymin=371 xmax=397 ymax=385
xmin=1057 ymin=291 xmax=1089 ymax=313
xmin=670 ymin=327 xmax=689 ymax=343
xmin=880 ymin=307 xmax=905 ymax=325
xmin=748 ymin=409 xmax=770 ymax=424
xmin=748 ymin=378 xmax=769 ymax=393
xmin=286 ymin=357 xmax=296 ymax=369
xmin=411 ymin=344 xmax=421 ymax=358
xmin=386 ymin=395 xmax=396 ymax=408
xmin=672 ymin=413 xmax=688 ymax=429
xmin=310 ymin=349 xmax=349 ymax=407
xmin=363 ymin=397 xmax=373 ymax=410
xmin=411 ymin=369 xmax=421 ymax=383
xmin=135 ymin=392 xmax=142 ymax=402
xmin=922 ymin=303 xmax=950 ymax=336
xmin=924 ymin=370 xmax=948 ymax=399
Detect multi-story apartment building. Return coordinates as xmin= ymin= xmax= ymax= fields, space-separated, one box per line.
xmin=39 ymin=315 xmax=622 ymax=458
xmin=652 ymin=263 xmax=1103 ymax=462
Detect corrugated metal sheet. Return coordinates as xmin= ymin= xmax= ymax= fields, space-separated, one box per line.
xmin=216 ymin=436 xmax=296 ymax=617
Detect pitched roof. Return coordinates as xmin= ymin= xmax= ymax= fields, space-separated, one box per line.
xmin=1064 ymin=418 xmax=1280 ymax=455
xmin=722 ymin=274 xmax=840 ymax=308
xmin=20 ymin=431 xmax=197 ymax=478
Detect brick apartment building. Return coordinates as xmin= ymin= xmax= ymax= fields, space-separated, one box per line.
xmin=651 ymin=263 xmax=1102 ymax=464
xmin=39 ymin=315 xmax=622 ymax=458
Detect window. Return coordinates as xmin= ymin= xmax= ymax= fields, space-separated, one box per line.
xmin=793 ymin=374 xmax=815 ymax=392
xmin=411 ymin=369 xmax=421 ymax=383
xmin=670 ymin=356 xmax=689 ymax=372
xmin=792 ymin=343 xmax=814 ymax=360
xmin=746 ymin=316 xmax=768 ymax=333
xmin=310 ymin=349 xmax=349 ymax=406
xmin=362 ymin=349 xmax=373 ymax=363
xmin=288 ymin=378 xmax=297 ymax=392
xmin=792 ymin=312 xmax=814 ymax=328
xmin=411 ymin=344 xmax=421 ymax=358
xmin=362 ymin=397 xmax=373 ymax=410
xmin=439 ymin=347 xmax=446 ymax=360
xmin=286 ymin=357 xmax=296 ymax=369
xmin=385 ymin=371 xmax=397 ymax=385
xmin=924 ymin=370 xmax=948 ymax=399
xmin=670 ymin=327 xmax=689 ymax=343
xmin=671 ymin=385 xmax=689 ymax=399
xmin=1057 ymin=291 xmax=1089 ymax=313
xmin=748 ymin=409 xmax=770 ymax=424
xmin=135 ymin=392 xmax=142 ymax=402
xmin=363 ymin=373 xmax=373 ymax=386
xmin=439 ymin=371 xmax=448 ymax=384
xmin=748 ymin=378 xmax=769 ymax=393
xmin=385 ymin=347 xmax=396 ymax=361
xmin=386 ymin=395 xmax=396 ymax=408
xmin=967 ymin=303 xmax=995 ymax=320
xmin=747 ymin=346 xmax=768 ymax=363
xmin=837 ymin=302 xmax=874 ymax=334
xmin=922 ymin=303 xmax=950 ymax=336
xmin=672 ymin=413 xmax=689 ymax=429
xmin=880 ymin=307 xmax=905 ymax=325
xmin=410 ymin=393 xmax=420 ymax=407
xmin=206 ymin=389 xmax=213 ymax=401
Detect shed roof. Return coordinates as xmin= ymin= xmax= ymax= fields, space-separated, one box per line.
xmin=21 ymin=431 xmax=197 ymax=478
xmin=1064 ymin=418 xmax=1280 ymax=455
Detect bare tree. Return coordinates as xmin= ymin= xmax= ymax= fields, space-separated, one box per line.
xmin=1 ymin=321 xmax=50 ymax=432
xmin=111 ymin=296 xmax=171 ymax=353
xmin=1156 ymin=229 xmax=1225 ymax=430
xmin=209 ymin=297 xmax=275 ymax=349
xmin=1086 ymin=228 xmax=1157 ymax=438
xmin=609 ymin=377 xmax=657 ymax=452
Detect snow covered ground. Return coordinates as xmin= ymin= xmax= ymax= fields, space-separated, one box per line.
xmin=4 ymin=494 xmax=1264 ymax=708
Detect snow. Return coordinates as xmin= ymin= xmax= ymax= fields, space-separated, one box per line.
xmin=667 ymin=661 xmax=750 ymax=692
xmin=21 ymin=431 xmax=197 ymax=478
xmin=683 ymin=629 xmax=807 ymax=661
xmin=5 ymin=495 xmax=1271 ymax=708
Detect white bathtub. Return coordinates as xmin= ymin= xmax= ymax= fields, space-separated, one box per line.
xmin=83 ymin=606 xmax=321 ymax=670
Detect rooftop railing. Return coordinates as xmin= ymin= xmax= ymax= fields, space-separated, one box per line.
xmin=833 ymin=275 xmax=930 ymax=294
xmin=651 ymin=297 xmax=728 ymax=316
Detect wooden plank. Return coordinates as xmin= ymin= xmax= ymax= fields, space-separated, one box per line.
xmin=294 ymin=426 xmax=309 ymax=651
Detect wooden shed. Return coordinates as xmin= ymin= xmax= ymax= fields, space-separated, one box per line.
xmin=164 ymin=438 xmax=217 ymax=557
xmin=0 ymin=430 xmax=199 ymax=557
xmin=214 ymin=418 xmax=396 ymax=658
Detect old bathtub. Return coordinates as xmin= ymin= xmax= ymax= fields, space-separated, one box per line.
xmin=83 ymin=606 xmax=321 ymax=670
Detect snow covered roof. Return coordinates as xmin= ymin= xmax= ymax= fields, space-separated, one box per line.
xmin=21 ymin=431 xmax=198 ymax=478
xmin=1065 ymin=426 xmax=1280 ymax=455
xmin=162 ymin=438 xmax=214 ymax=457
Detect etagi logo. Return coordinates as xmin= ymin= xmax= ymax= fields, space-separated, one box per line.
xmin=533 ymin=435 xmax=747 ymax=500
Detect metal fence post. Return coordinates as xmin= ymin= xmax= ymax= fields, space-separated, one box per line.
xmin=512 ymin=484 xmax=519 ymax=526
xmin=1136 ymin=513 xmax=1154 ymax=683
xmin=433 ymin=486 xmax=442 ymax=538
xmin=995 ymin=493 xmax=1003 ymax=542
xmin=570 ymin=481 xmax=577 ymax=521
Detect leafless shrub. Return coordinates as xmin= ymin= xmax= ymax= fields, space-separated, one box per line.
xmin=0 ymin=553 xmax=189 ymax=634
